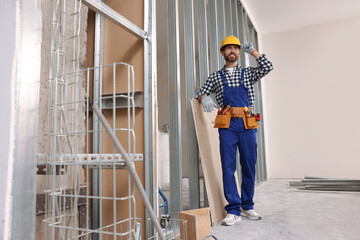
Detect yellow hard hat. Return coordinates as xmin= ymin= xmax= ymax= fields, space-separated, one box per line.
xmin=220 ymin=35 xmax=241 ymax=52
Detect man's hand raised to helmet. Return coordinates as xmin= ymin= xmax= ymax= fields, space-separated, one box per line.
xmin=241 ymin=42 xmax=261 ymax=58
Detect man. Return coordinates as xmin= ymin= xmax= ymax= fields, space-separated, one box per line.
xmin=196 ymin=36 xmax=273 ymax=226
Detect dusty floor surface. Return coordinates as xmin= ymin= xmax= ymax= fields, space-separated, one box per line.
xmin=210 ymin=179 xmax=360 ymax=240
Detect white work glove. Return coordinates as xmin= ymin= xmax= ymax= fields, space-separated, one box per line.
xmin=241 ymin=42 xmax=255 ymax=54
xmin=201 ymin=95 xmax=217 ymax=112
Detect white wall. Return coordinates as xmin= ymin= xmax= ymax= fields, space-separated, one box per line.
xmin=262 ymin=18 xmax=360 ymax=178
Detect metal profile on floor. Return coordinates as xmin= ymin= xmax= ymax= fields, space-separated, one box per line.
xmin=289 ymin=176 xmax=360 ymax=192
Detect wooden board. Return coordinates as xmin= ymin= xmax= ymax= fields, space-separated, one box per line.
xmin=190 ymin=99 xmax=227 ymax=225
xmin=179 ymin=208 xmax=211 ymax=240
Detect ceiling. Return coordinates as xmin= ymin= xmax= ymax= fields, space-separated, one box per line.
xmin=242 ymin=0 xmax=360 ymax=34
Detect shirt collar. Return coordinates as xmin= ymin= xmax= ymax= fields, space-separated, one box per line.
xmin=222 ymin=64 xmax=241 ymax=71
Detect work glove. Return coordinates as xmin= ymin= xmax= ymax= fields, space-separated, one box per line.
xmin=201 ymin=95 xmax=217 ymax=112
xmin=241 ymin=42 xmax=255 ymax=54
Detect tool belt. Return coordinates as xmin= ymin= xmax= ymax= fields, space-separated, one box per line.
xmin=213 ymin=105 xmax=231 ymax=128
xmin=230 ymin=107 xmax=245 ymax=118
xmin=214 ymin=106 xmax=260 ymax=129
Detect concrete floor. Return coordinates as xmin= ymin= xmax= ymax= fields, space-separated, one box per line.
xmin=211 ymin=179 xmax=360 ymax=240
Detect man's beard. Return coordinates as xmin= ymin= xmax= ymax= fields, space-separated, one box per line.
xmin=225 ymin=54 xmax=238 ymax=62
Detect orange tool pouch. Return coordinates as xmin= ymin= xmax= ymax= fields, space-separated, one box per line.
xmin=214 ymin=105 xmax=231 ymax=128
xmin=243 ymin=110 xmax=260 ymax=129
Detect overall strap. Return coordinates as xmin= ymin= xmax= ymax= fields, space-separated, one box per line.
xmin=240 ymin=68 xmax=245 ymax=85
xmin=218 ymin=70 xmax=229 ymax=87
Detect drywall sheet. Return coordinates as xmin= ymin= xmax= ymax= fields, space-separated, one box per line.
xmin=190 ymin=99 xmax=227 ymax=225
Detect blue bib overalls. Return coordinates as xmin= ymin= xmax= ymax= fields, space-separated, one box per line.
xmin=218 ymin=69 xmax=257 ymax=216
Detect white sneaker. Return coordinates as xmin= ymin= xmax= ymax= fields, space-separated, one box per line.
xmin=221 ymin=214 xmax=241 ymax=226
xmin=240 ymin=209 xmax=262 ymax=220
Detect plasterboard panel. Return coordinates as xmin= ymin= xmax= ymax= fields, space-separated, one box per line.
xmin=190 ymin=99 xmax=227 ymax=225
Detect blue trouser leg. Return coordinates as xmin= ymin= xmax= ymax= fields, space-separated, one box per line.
xmin=219 ymin=123 xmax=241 ymax=216
xmin=238 ymin=129 xmax=257 ymax=210
xmin=219 ymin=118 xmax=257 ymax=215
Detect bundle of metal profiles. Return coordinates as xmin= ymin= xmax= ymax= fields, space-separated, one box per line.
xmin=289 ymin=176 xmax=360 ymax=192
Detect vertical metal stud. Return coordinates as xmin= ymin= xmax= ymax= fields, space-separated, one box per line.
xmin=196 ymin=0 xmax=209 ymax=86
xmin=197 ymin=0 xmax=210 ymax=208
xmin=224 ymin=0 xmax=232 ymax=36
xmin=244 ymin=11 xmax=251 ymax=67
xmin=208 ymin=0 xmax=219 ymax=73
xmin=167 ymin=0 xmax=183 ymax=221
xmin=237 ymin=3 xmax=246 ymax=66
xmin=92 ymin=9 xmax=103 ymax=240
xmin=249 ymin=27 xmax=267 ymax=184
xmin=144 ymin=0 xmax=157 ymax=238
xmin=231 ymin=0 xmax=239 ymax=37
xmin=234 ymin=0 xmax=243 ymax=192
xmin=216 ymin=0 xmax=226 ymax=67
xmin=183 ymin=0 xmax=200 ymax=209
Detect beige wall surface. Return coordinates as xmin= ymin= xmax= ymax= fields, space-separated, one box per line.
xmin=262 ymin=17 xmax=360 ymax=178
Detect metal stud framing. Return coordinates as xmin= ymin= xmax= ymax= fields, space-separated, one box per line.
xmin=208 ymin=0 xmax=219 ymax=73
xmin=196 ymin=0 xmax=209 ymax=87
xmin=167 ymin=0 xmax=183 ymax=223
xmin=144 ymin=0 xmax=158 ymax=238
xmin=224 ymin=0 xmax=233 ymax=36
xmin=183 ymin=0 xmax=200 ymax=209
xmin=231 ymin=0 xmax=239 ymax=37
xmin=249 ymin=23 xmax=267 ymax=183
xmin=164 ymin=0 xmax=268 ymax=221
xmin=92 ymin=9 xmax=103 ymax=239
xmin=60 ymin=0 xmax=158 ymax=238
xmin=5 ymin=1 xmax=270 ymax=239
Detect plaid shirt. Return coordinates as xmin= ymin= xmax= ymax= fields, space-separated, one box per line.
xmin=196 ymin=54 xmax=273 ymax=108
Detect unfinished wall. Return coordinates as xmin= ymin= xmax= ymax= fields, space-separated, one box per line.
xmin=262 ymin=17 xmax=360 ymax=178
xmin=156 ymin=0 xmax=191 ymax=186
xmin=36 ymin=0 xmax=88 ymax=239
xmin=85 ymin=0 xmax=147 ymax=238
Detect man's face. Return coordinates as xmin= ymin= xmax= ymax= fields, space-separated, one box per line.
xmin=221 ymin=45 xmax=240 ymax=63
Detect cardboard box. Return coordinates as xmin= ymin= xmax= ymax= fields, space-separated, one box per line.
xmin=179 ymin=208 xmax=211 ymax=240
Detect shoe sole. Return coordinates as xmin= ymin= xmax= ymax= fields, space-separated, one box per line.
xmin=221 ymin=217 xmax=241 ymax=226
xmin=240 ymin=213 xmax=262 ymax=220
xmin=240 ymin=212 xmax=262 ymax=220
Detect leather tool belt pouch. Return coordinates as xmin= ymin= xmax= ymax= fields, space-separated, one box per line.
xmin=214 ymin=106 xmax=231 ymax=128
xmin=230 ymin=107 xmax=245 ymax=118
xmin=243 ymin=113 xmax=259 ymax=129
